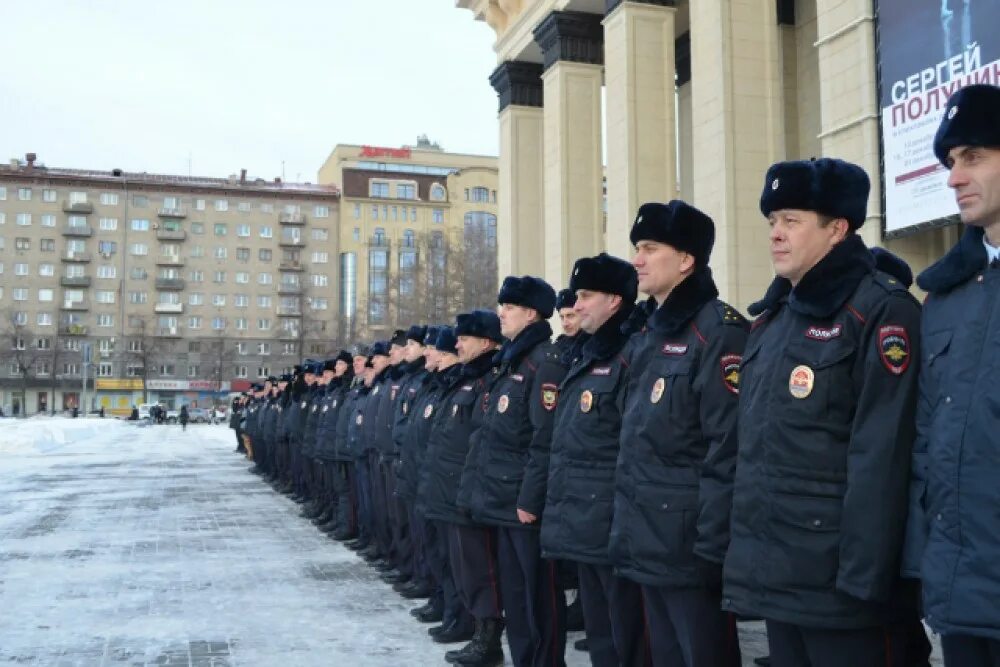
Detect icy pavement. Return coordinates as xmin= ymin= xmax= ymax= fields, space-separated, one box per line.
xmin=0 ymin=418 xmax=939 ymax=666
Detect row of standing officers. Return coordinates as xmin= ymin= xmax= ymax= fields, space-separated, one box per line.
xmin=230 ymin=84 xmax=1000 ymax=667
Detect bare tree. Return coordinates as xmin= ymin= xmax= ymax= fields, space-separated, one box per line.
xmin=124 ymin=316 xmax=164 ymax=404
xmin=0 ymin=309 xmax=47 ymax=416
xmin=207 ymin=332 xmax=237 ymax=395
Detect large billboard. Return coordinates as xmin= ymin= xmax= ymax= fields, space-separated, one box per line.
xmin=877 ymin=0 xmax=1000 ymax=237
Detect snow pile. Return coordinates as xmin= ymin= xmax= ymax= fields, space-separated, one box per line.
xmin=0 ymin=416 xmax=128 ymax=454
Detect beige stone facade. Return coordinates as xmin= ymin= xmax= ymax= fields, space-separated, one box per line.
xmin=0 ymin=156 xmax=340 ymax=415
xmin=458 ymin=0 xmax=959 ymax=310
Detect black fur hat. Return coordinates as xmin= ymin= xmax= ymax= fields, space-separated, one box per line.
xmin=497 ymin=275 xmax=557 ymax=319
xmin=759 ymin=158 xmax=870 ymax=230
xmin=630 ymin=200 xmax=716 ymax=266
xmin=569 ymin=253 xmax=638 ymax=304
xmin=406 ymin=325 xmax=428 ymax=344
xmin=389 ymin=329 xmax=407 ymax=347
xmin=351 ymin=344 xmax=370 ymax=358
xmin=934 ymin=84 xmax=1000 ymax=165
xmin=434 ymin=326 xmax=458 ymax=353
xmin=370 ymin=341 xmax=391 ymax=358
xmin=555 ymin=289 xmax=576 ymax=311
xmin=423 ymin=325 xmax=441 ymax=346
xmin=455 ymin=309 xmax=503 ymax=343
xmin=336 ymin=350 xmax=353 ymax=365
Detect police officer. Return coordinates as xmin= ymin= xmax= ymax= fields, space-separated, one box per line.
xmin=311 ymin=354 xmax=353 ymax=532
xmin=609 ymin=201 xmax=746 ymax=667
xmin=461 ymin=276 xmax=568 ymax=667
xmin=360 ymin=343 xmax=393 ymax=565
xmin=904 ymin=84 xmax=1000 ymax=666
xmin=541 ymin=253 xmax=648 ymax=667
xmin=553 ymin=289 xmax=581 ymax=359
xmin=723 ymin=158 xmax=922 ymax=666
xmin=346 ymin=348 xmax=379 ymax=553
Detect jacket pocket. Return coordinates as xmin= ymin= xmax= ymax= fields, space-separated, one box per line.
xmin=560 ymin=468 xmax=615 ymax=554
xmin=766 ymin=493 xmax=841 ymax=590
xmin=631 ymin=482 xmax=699 ymax=566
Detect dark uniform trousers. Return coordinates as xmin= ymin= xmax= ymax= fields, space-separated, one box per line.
xmin=333 ymin=462 xmax=356 ymax=535
xmin=577 ymin=563 xmax=648 ymax=667
xmin=641 ymin=586 xmax=740 ymax=667
xmin=497 ymin=526 xmax=567 ymax=667
xmin=407 ymin=506 xmax=432 ymax=587
xmin=427 ymin=520 xmax=471 ymax=630
xmin=447 ymin=523 xmax=503 ymax=621
xmin=370 ymin=452 xmax=393 ymax=558
xmin=766 ymin=620 xmax=897 ymax=667
xmin=354 ymin=457 xmax=374 ymax=544
xmin=941 ymin=635 xmax=1000 ymax=667
xmin=384 ymin=460 xmax=412 ymax=573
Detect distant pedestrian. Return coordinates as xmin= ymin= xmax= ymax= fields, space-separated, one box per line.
xmin=179 ymin=406 xmax=190 ymax=431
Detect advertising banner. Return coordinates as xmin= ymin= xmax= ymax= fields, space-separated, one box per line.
xmin=877 ymin=0 xmax=1000 ymax=236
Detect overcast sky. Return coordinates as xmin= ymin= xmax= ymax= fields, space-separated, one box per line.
xmin=2 ymin=1 xmax=500 ymax=182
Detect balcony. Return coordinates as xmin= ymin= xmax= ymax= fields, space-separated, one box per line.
xmin=279 ymin=237 xmax=304 ymax=247
xmin=278 ymin=329 xmax=301 ymax=340
xmin=154 ymin=303 xmax=184 ymax=314
xmin=60 ymin=276 xmax=92 ymax=288
xmin=60 ymin=300 xmax=90 ymax=312
xmin=155 ymin=255 xmax=185 ymax=267
xmin=157 ymin=207 xmax=187 ymax=219
xmin=278 ymin=261 xmax=305 ymax=272
xmin=61 ymin=225 xmax=93 ymax=237
xmin=59 ymin=324 xmax=89 ymax=336
xmin=154 ymin=278 xmax=185 ymax=290
xmin=277 ymin=284 xmax=302 ymax=295
xmin=62 ymin=200 xmax=93 ymax=214
xmin=279 ymin=212 xmax=306 ymax=225
xmin=277 ymin=307 xmax=302 ymax=317
xmin=156 ymin=327 xmax=181 ymax=338
xmin=156 ymin=229 xmax=187 ymax=241
xmin=61 ymin=251 xmax=92 ymax=263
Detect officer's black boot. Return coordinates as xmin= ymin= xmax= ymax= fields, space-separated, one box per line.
xmin=434 ymin=617 xmax=476 ymax=644
xmin=445 ymin=620 xmax=482 ymax=663
xmin=453 ymin=618 xmax=503 ymax=666
xmin=412 ymin=598 xmax=443 ymax=623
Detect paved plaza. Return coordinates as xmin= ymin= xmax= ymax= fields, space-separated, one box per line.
xmin=0 ymin=419 xmax=938 ymax=666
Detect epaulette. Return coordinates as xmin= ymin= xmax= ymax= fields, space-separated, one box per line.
xmin=872 ymin=270 xmax=911 ymax=294
xmin=714 ymin=301 xmax=748 ymax=326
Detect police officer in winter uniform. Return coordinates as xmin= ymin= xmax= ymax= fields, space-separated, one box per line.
xmin=541 ymin=253 xmax=648 ymax=667
xmin=553 ymin=289 xmax=581 ymax=360
xmin=360 ymin=343 xmax=392 ymax=564
xmin=903 ymin=84 xmax=1000 ymax=667
xmin=609 ymin=201 xmax=746 ymax=667
xmin=345 ymin=348 xmax=378 ymax=552
xmin=723 ymin=158 xmax=923 ymax=667
xmin=420 ymin=311 xmax=504 ymax=663
xmin=311 ymin=353 xmax=353 ymax=533
xmin=461 ymin=277 xmax=568 ymax=667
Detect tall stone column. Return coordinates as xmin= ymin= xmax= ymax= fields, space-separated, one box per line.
xmin=690 ymin=0 xmax=785 ymax=311
xmin=533 ymin=11 xmax=605 ymax=290
xmin=603 ymin=0 xmax=679 ymax=260
xmin=490 ymin=61 xmax=545 ymax=280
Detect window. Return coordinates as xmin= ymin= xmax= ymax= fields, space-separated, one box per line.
xmin=126 ymin=364 xmax=143 ymax=377
xmin=311 ymin=274 xmax=329 ymax=287
xmin=195 ymin=199 xmax=206 ymax=211
xmin=99 ymin=218 xmax=118 ymax=231
xmin=353 ymin=227 xmax=360 ymax=241
xmin=97 ymin=363 xmax=113 ymax=377
xmin=410 ymin=207 xmax=417 ymax=222
xmin=258 ymin=272 xmax=272 ymax=285
xmin=214 ymin=199 xmax=228 ymax=211
xmin=64 ymin=289 xmax=84 ymax=304
xmin=311 ymin=251 xmax=329 ymax=264
xmin=236 ymin=223 xmax=250 ymax=237
xmin=213 ymin=246 xmax=227 ymax=259
xmin=100 ymin=193 xmax=119 ymax=205
xmin=37 ymin=288 xmax=54 ymax=302
xmin=214 ymin=223 xmax=227 ymax=236
xmin=372 ymin=227 xmax=386 ymax=246
xmin=97 ymin=314 xmax=114 ymax=327
xmin=16 ymin=213 xmax=31 ymax=226
xmin=257 ymin=295 xmax=272 ymax=308
xmin=370 ymin=204 xmax=378 ymax=220
xmin=131 ymin=195 xmax=147 ymax=207
xmin=12 ymin=288 xmax=27 ymax=301
xmin=402 ymin=229 xmax=415 ymax=248
xmin=213 ymin=271 xmax=226 ymax=283
xmin=236 ymin=342 xmax=248 ymax=355
xmin=67 ymin=239 xmax=86 ymax=254
xmin=235 ymin=318 xmax=248 ymax=331
xmin=212 ymin=317 xmax=226 ymax=330
xmin=63 ymin=363 xmax=80 ymax=376
xmin=371 ymin=182 xmax=389 ymax=198
xmin=130 ymin=243 xmax=148 ymax=256
xmin=430 ymin=184 xmax=446 ymax=201
xmin=188 ymin=292 xmax=204 ymax=305
xmin=190 ymin=222 xmax=204 ymax=234
xmin=98 ymin=240 xmax=117 ymax=255
xmin=235 ymin=365 xmax=248 ymax=378
xmin=128 ymin=291 xmax=148 ymax=304
xmin=311 ymin=297 xmax=328 ymax=310
xmin=391 ymin=206 xmax=398 ymax=221
xmin=97 ymin=265 xmax=116 ymax=279
xmin=188 ymin=365 xmax=200 ymax=378
xmin=18 ymin=188 xmax=32 ymax=201
xmin=257 ymin=342 xmax=271 ymax=355
xmin=188 ymin=316 xmax=201 ymax=329
xmin=66 ymin=265 xmax=85 ymax=278
xmin=311 ymin=228 xmax=328 ymax=241
xmin=396 ymin=183 xmax=416 ymax=200
xmin=259 ymin=225 xmax=273 ymax=239
xmin=257 ymin=318 xmax=271 ymax=331
xmin=283 ymin=342 xmax=298 ymax=355
xmin=40 ymin=214 xmax=56 ymax=227
xmin=159 ymin=363 xmax=175 ymax=376
xmin=37 ymin=313 xmax=53 ymax=326
xmin=39 ymin=263 xmax=54 ymax=276
xmin=15 ymin=263 xmax=29 ymax=276
xmin=12 ymin=311 xmax=27 ymax=325
xmin=96 ymin=290 xmax=115 ymax=304
xmin=399 ymin=250 xmax=417 ymax=269
xmin=212 ymin=294 xmax=226 ymax=306
xmin=314 ymin=205 xmax=330 ymax=218
xmin=257 ymin=367 xmax=270 ymax=378
xmin=130 ymin=267 xmax=147 ymax=280
xmin=36 ymin=362 xmax=51 ymax=377
xmin=353 ymin=203 xmax=361 ymax=220
xmin=235 ymin=201 xmax=251 ymax=213
xmin=0 ymin=186 xmax=5 ymax=200
xmin=235 ymin=247 xmax=251 ymax=262
xmin=234 ymin=294 xmax=249 ymax=307
xmin=432 ymin=208 xmax=444 ymax=224
xmin=189 ymin=245 xmax=205 ymax=258
xmin=471 ymin=187 xmax=490 ymax=202
xmin=15 ymin=237 xmax=30 ymax=250
xmin=131 ymin=219 xmax=150 ymax=231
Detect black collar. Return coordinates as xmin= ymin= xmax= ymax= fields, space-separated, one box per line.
xmin=918 ymin=226 xmax=990 ymax=294
xmin=749 ymin=234 xmax=875 ymax=319
xmin=646 ymin=267 xmax=719 ymax=336
xmin=580 ymin=301 xmax=636 ymax=362
xmin=496 ymin=320 xmax=553 ymax=367
xmin=459 ymin=350 xmax=495 ymax=382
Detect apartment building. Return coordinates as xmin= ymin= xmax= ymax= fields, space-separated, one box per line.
xmin=0 ymin=154 xmax=340 ymax=415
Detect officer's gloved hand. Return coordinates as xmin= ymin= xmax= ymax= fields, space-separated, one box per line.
xmin=696 ymin=556 xmax=724 ymax=594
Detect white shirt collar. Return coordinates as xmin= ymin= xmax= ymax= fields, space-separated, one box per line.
xmin=984 ymin=234 xmax=1000 ymax=263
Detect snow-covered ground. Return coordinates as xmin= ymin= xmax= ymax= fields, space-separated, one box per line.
xmin=0 ymin=418 xmax=939 ymax=666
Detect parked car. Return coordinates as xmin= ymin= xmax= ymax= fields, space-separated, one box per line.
xmin=187 ymin=408 xmax=211 ymax=424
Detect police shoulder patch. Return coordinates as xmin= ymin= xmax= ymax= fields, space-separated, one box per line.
xmin=720 ymin=354 xmax=742 ymax=395
xmin=878 ymin=325 xmax=911 ymax=375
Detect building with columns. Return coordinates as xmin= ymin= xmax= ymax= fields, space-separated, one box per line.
xmin=457 ymin=0 xmax=959 ymax=311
